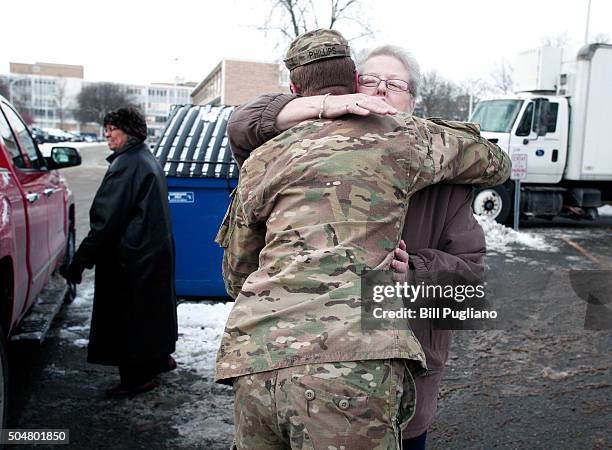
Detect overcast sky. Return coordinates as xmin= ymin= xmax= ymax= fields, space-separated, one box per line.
xmin=3 ymin=0 xmax=610 ymax=86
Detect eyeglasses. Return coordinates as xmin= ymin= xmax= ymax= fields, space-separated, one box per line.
xmin=358 ymin=74 xmax=410 ymax=93
xmin=104 ymin=126 xmax=119 ymax=134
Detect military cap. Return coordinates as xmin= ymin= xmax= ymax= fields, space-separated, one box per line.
xmin=284 ymin=29 xmax=351 ymax=71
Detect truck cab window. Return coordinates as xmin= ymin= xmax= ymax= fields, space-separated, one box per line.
xmin=470 ymin=99 xmax=522 ymax=133
xmin=515 ymin=102 xmax=534 ymax=137
xmin=2 ymin=104 xmax=46 ymax=170
xmin=0 ymin=109 xmax=26 ymax=168
xmin=545 ymin=103 xmax=559 ymax=133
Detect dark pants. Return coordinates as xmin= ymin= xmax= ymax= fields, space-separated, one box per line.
xmin=118 ymin=354 xmax=170 ymax=387
xmin=403 ymin=431 xmax=427 ymax=450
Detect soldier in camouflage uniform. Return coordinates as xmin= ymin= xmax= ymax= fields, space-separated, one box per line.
xmin=215 ymin=29 xmax=511 ymax=450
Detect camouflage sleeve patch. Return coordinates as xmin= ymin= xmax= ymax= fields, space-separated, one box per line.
xmin=427 ymin=117 xmax=481 ymax=135
xmin=237 ymin=145 xmax=281 ymax=226
xmin=215 ymin=188 xmax=237 ymax=248
xmin=216 ymin=191 xmax=266 ymax=299
xmin=423 ymin=118 xmax=511 ymax=188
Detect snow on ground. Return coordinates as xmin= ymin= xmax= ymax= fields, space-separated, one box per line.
xmin=475 ymin=215 xmax=557 ymax=253
xmin=73 ymin=339 xmax=89 ymax=348
xmin=598 ymin=204 xmax=612 ymax=216
xmin=62 ymin=284 xmax=233 ymax=371
xmin=60 ymin=285 xmax=94 ymax=346
xmin=174 ymin=301 xmax=233 ymax=374
xmin=70 ymin=285 xmax=95 ymax=309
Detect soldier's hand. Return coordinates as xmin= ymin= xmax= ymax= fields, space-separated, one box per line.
xmin=324 ymin=94 xmax=397 ymax=118
xmin=391 ymin=240 xmax=409 ymax=282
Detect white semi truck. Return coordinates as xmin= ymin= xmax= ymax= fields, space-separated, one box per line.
xmin=470 ymin=43 xmax=612 ymax=224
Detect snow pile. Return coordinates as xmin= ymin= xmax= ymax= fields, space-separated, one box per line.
xmin=70 ymin=285 xmax=94 ymax=308
xmin=174 ymin=301 xmax=233 ymax=374
xmin=59 ymin=324 xmax=90 ymax=343
xmin=62 ymin=287 xmax=233 ymax=369
xmin=599 ymin=205 xmax=612 ymax=216
xmin=60 ymin=286 xmax=94 ymax=347
xmin=73 ymin=339 xmax=89 ymax=348
xmin=475 ymin=215 xmax=555 ymax=253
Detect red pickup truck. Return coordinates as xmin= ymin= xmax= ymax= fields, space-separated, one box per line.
xmin=0 ymin=95 xmax=81 ymax=426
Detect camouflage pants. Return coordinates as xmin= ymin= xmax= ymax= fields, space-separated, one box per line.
xmin=232 ymin=359 xmax=417 ymax=450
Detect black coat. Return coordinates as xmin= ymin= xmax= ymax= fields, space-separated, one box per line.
xmin=75 ymin=142 xmax=177 ymax=366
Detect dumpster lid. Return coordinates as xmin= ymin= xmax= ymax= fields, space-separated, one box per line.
xmin=153 ymin=104 xmax=238 ymax=179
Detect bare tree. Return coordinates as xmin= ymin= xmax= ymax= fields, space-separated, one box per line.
xmin=0 ymin=78 xmax=9 ymax=99
xmin=75 ymin=83 xmax=133 ymax=125
xmin=55 ymin=77 xmax=68 ymax=129
xmin=490 ymin=58 xmax=514 ymax=95
xmin=418 ymin=71 xmax=466 ymax=120
xmin=415 ymin=72 xmax=492 ymax=121
xmin=259 ymin=0 xmax=374 ymax=47
xmin=459 ymin=78 xmax=490 ymax=119
xmin=461 ymin=78 xmax=490 ymax=99
xmin=540 ymin=31 xmax=571 ymax=48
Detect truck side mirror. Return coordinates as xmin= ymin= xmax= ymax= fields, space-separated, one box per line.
xmin=534 ymin=99 xmax=550 ymax=136
xmin=46 ymin=146 xmax=82 ymax=169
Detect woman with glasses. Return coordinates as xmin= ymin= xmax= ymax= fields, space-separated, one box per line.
xmin=62 ymin=107 xmax=178 ymax=397
xmin=226 ymin=45 xmax=487 ymax=450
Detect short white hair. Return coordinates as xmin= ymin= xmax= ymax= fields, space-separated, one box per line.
xmin=358 ymin=45 xmax=421 ymax=97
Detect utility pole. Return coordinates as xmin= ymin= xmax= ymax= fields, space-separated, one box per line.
xmin=584 ymin=0 xmax=592 ymax=44
xmin=468 ymin=93 xmax=473 ymax=120
xmin=173 ymin=57 xmax=178 ymax=106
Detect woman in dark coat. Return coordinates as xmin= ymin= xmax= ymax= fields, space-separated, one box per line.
xmin=63 ymin=107 xmax=178 ymax=396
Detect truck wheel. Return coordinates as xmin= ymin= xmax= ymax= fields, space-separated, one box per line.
xmin=61 ymin=226 xmax=77 ymax=304
xmin=473 ymin=185 xmax=512 ymax=225
xmin=0 ymin=326 xmax=8 ymax=430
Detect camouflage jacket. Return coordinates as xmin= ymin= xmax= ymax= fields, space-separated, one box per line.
xmin=214 ymin=113 xmax=510 ymax=382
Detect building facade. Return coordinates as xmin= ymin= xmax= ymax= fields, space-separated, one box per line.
xmin=2 ymin=59 xmax=290 ymax=140
xmin=122 ymin=82 xmax=194 ymax=139
xmin=191 ymin=59 xmax=290 ymax=106
xmin=1 ymin=62 xmax=194 ymax=140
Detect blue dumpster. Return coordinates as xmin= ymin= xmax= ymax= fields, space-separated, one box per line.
xmin=153 ymin=105 xmax=238 ymax=298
